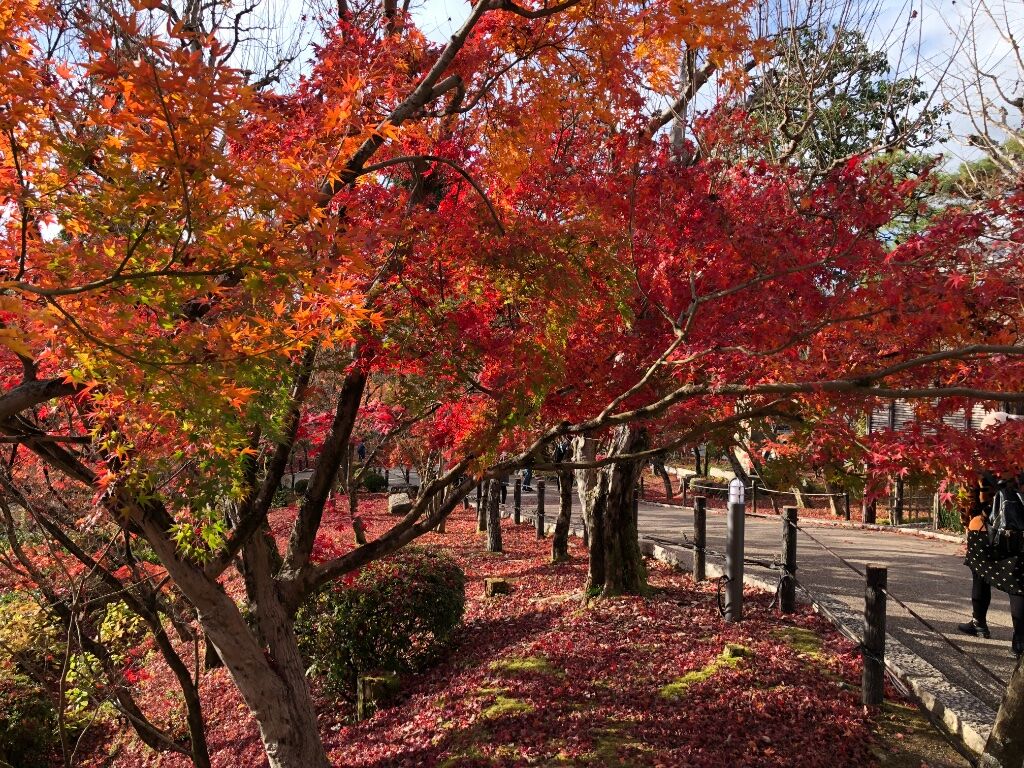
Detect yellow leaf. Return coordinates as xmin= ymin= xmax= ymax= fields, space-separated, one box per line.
xmin=0 ymin=328 xmax=32 ymax=359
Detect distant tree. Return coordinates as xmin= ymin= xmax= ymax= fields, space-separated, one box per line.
xmin=743 ymin=26 xmax=944 ymax=174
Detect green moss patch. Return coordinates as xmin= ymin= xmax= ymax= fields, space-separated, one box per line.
xmin=471 ymin=686 xmax=505 ymax=698
xmin=489 ymin=655 xmax=555 ymax=676
xmin=481 ymin=695 xmax=535 ymax=719
xmin=772 ymin=627 xmax=823 ymax=657
xmin=660 ymin=644 xmax=752 ymax=701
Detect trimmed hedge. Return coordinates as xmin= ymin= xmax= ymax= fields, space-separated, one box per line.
xmin=296 ymin=548 xmax=465 ymax=700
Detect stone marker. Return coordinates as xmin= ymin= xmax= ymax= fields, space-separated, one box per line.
xmin=388 ymin=492 xmax=412 ymax=515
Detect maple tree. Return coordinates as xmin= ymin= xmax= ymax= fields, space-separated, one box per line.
xmin=4 ymin=0 xmax=1024 ymax=766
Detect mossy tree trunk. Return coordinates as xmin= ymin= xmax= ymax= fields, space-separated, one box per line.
xmin=585 ymin=473 xmax=608 ymax=593
xmin=590 ymin=426 xmax=648 ymax=597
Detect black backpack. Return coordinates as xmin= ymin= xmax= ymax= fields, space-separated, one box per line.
xmin=989 ymin=488 xmax=1024 ymax=555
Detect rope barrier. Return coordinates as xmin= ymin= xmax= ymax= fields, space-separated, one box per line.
xmin=688 ymin=483 xmax=754 ymax=494
xmin=792 ymin=522 xmax=1009 ymax=690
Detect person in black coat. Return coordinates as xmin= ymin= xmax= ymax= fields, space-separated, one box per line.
xmin=960 ymin=473 xmax=1024 ymax=657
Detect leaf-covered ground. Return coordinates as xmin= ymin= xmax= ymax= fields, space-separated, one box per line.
xmin=92 ymin=496 xmax=957 ymax=767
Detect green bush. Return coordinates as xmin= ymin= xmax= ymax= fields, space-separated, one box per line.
xmin=360 ymin=471 xmax=388 ymax=493
xmin=0 ymin=671 xmax=57 ymax=768
xmin=938 ymin=502 xmax=965 ymax=533
xmin=295 ymin=548 xmax=465 ymax=699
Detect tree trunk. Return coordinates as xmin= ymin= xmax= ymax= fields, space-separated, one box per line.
xmin=347 ymin=452 xmax=359 ymax=518
xmin=486 ymin=480 xmax=502 ymax=552
xmin=131 ymin=507 xmax=330 ymax=768
xmin=573 ymin=436 xmax=599 ymax=546
xmin=551 ymin=470 xmax=573 ymax=562
xmin=983 ymin=660 xmax=1024 ymax=767
xmin=598 ymin=426 xmax=648 ymax=597
xmin=435 ymin=458 xmax=446 ymax=533
xmin=478 ymin=480 xmax=488 ymax=533
xmin=585 ymin=473 xmax=608 ymax=593
xmin=652 ymin=454 xmax=673 ymax=501
xmin=726 ymin=446 xmax=750 ymax=487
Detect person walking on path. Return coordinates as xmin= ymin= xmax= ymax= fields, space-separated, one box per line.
xmin=959 ymin=473 xmax=1024 ymax=657
xmin=522 ymin=467 xmax=534 ymax=492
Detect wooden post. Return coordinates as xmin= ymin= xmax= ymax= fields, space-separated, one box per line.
xmin=633 ymin=487 xmax=640 ymax=531
xmin=384 ymin=467 xmax=389 ymax=488
xmin=781 ymin=507 xmax=797 ymax=614
xmin=682 ymin=477 xmax=687 ymax=508
xmin=751 ymin=479 xmax=758 ymax=516
xmin=513 ymin=478 xmax=522 ymax=524
xmin=863 ymin=564 xmax=887 ymax=707
xmin=725 ymin=500 xmax=745 ymax=622
xmin=844 ymin=492 xmax=851 ymax=521
xmin=931 ymin=492 xmax=940 ymax=531
xmin=693 ymin=496 xmax=706 ymax=582
xmin=536 ymin=479 xmax=546 ymax=539
xmin=357 ymin=672 xmax=399 ymax=721
xmin=476 ymin=483 xmax=482 ymax=515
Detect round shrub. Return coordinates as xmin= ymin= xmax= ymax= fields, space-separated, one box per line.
xmin=0 ymin=671 xmax=57 ymax=768
xmin=295 ymin=548 xmax=465 ymax=699
xmin=360 ymin=471 xmax=388 ymax=493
